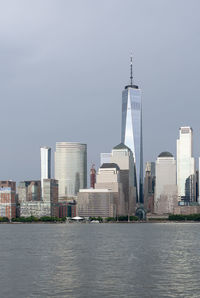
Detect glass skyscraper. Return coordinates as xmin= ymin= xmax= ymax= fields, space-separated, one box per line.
xmin=121 ymin=58 xmax=143 ymax=203
xmin=55 ymin=142 xmax=87 ymax=199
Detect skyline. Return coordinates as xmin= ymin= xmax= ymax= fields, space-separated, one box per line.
xmin=1 ymin=0 xmax=200 ymax=182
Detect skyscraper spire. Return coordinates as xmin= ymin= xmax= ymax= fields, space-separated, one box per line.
xmin=130 ymin=54 xmax=133 ymax=86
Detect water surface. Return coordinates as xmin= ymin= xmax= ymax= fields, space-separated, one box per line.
xmin=0 ymin=223 xmax=200 ymax=297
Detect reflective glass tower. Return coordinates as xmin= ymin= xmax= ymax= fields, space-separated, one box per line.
xmin=55 ymin=142 xmax=87 ymax=199
xmin=121 ymin=57 xmax=143 ymax=203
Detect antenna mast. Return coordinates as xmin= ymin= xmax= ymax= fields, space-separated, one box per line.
xmin=130 ymin=54 xmax=133 ymax=86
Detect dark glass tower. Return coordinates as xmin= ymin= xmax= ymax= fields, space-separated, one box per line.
xmin=121 ymin=57 xmax=143 ymax=203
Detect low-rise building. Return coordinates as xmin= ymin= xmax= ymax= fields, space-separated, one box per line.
xmin=58 ymin=199 xmax=77 ymax=218
xmin=77 ymin=189 xmax=116 ymax=218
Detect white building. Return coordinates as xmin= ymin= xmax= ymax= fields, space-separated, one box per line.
xmin=55 ymin=142 xmax=87 ymax=199
xmin=154 ymin=152 xmax=178 ymax=214
xmin=40 ymin=146 xmax=51 ymax=199
xmin=177 ymin=127 xmax=195 ymax=199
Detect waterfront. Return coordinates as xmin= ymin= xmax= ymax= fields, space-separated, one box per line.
xmin=1 ymin=223 xmax=200 ymax=297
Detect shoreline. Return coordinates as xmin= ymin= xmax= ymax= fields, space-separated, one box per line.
xmin=1 ymin=220 xmax=200 ymax=224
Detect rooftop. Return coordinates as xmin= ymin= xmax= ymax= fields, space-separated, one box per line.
xmin=113 ymin=143 xmax=130 ymax=151
xmin=158 ymin=151 xmax=174 ymax=158
xmin=125 ymin=84 xmax=139 ymax=89
xmin=100 ymin=163 xmax=120 ymax=170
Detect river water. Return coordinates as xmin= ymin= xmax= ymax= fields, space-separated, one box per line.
xmin=0 ymin=223 xmax=200 ymax=297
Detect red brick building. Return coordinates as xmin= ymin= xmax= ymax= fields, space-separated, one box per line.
xmin=0 ymin=181 xmax=16 ymax=219
xmin=58 ymin=199 xmax=77 ymax=218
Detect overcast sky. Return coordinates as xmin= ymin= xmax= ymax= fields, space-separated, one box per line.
xmin=0 ymin=0 xmax=200 ymax=182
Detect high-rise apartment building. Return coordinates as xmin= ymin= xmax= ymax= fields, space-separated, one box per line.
xmin=55 ymin=142 xmax=87 ymax=199
xmin=40 ymin=146 xmax=51 ymax=199
xmin=121 ymin=57 xmax=143 ymax=203
xmin=154 ymin=152 xmax=177 ymax=214
xmin=177 ymin=127 xmax=195 ymax=199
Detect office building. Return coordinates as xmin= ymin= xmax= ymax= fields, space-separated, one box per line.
xmin=177 ymin=127 xmax=195 ymax=199
xmin=42 ymin=179 xmax=59 ymax=217
xmin=55 ymin=142 xmax=87 ymax=199
xmin=143 ymin=162 xmax=155 ymax=213
xmin=185 ymin=174 xmax=196 ymax=202
xmin=18 ymin=181 xmax=41 ymax=203
xmin=19 ymin=179 xmax=59 ymax=217
xmin=154 ymin=152 xmax=178 ymax=214
xmin=40 ymin=146 xmax=51 ymax=199
xmin=77 ymin=189 xmax=116 ymax=218
xmin=77 ymin=143 xmax=137 ymax=218
xmin=0 ymin=181 xmax=16 ymax=219
xmin=145 ymin=162 xmax=155 ymax=177
xmin=121 ymin=57 xmax=143 ymax=203
xmin=110 ymin=143 xmax=137 ymax=215
xmin=95 ymin=163 xmax=126 ymax=216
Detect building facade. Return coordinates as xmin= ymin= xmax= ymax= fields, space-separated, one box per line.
xmin=19 ymin=179 xmax=59 ymax=217
xmin=110 ymin=143 xmax=137 ymax=215
xmin=43 ymin=179 xmax=59 ymax=217
xmin=55 ymin=142 xmax=87 ymax=199
xmin=121 ymin=58 xmax=143 ymax=203
xmin=0 ymin=181 xmax=16 ymax=219
xmin=177 ymin=127 xmax=195 ymax=199
xmin=90 ymin=164 xmax=96 ymax=188
xmin=18 ymin=181 xmax=41 ymax=203
xmin=95 ymin=163 xmax=126 ymax=216
xmin=143 ymin=162 xmax=155 ymax=213
xmin=185 ymin=174 xmax=196 ymax=202
xmin=154 ymin=152 xmax=178 ymax=214
xmin=77 ymin=189 xmax=116 ymax=218
xmin=40 ymin=146 xmax=51 ymax=199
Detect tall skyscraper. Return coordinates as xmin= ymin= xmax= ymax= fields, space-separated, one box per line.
xmin=121 ymin=56 xmax=143 ymax=203
xmin=177 ymin=127 xmax=195 ymax=199
xmin=55 ymin=142 xmax=87 ymax=199
xmin=40 ymin=146 xmax=51 ymax=199
xmin=154 ymin=152 xmax=177 ymax=214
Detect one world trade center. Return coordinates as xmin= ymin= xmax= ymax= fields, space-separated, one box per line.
xmin=121 ymin=57 xmax=143 ymax=203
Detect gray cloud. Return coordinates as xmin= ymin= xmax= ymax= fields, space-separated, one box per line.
xmin=0 ymin=0 xmax=200 ymax=182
